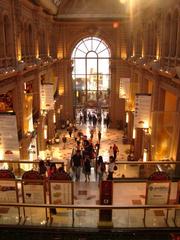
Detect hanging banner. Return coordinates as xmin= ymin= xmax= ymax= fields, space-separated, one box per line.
xmin=119 ymin=78 xmax=130 ymax=99
xmin=0 ymin=112 xmax=20 ymax=160
xmin=134 ymin=93 xmax=152 ymax=128
xmin=24 ymin=94 xmax=33 ymax=133
xmin=40 ymin=84 xmax=54 ymax=110
xmin=146 ymin=181 xmax=170 ymax=205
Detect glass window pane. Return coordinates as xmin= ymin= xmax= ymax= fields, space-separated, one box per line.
xmin=87 ymin=74 xmax=97 ymax=90
xmin=73 ymin=59 xmax=86 ymax=74
xmin=83 ymin=39 xmax=92 ymax=51
xmin=98 ymin=74 xmax=110 ymax=90
xmin=72 ymin=37 xmax=111 ymax=108
xmin=87 ymin=91 xmax=97 ymax=102
xmin=92 ymin=39 xmax=101 ymax=51
xmin=96 ymin=42 xmax=107 ymax=54
xmin=98 ymin=49 xmax=110 ymax=58
xmin=73 ymin=75 xmax=86 ymax=91
xmin=98 ymin=59 xmax=109 ymax=74
xmin=76 ymin=49 xmax=86 ymax=58
xmin=98 ymin=90 xmax=110 ymax=107
xmin=76 ymin=90 xmax=86 ymax=105
xmin=78 ymin=43 xmax=88 ymax=54
xmin=87 ymin=54 xmax=97 ymax=74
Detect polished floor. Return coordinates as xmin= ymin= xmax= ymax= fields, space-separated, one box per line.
xmin=0 ymin=121 xmax=179 ymax=228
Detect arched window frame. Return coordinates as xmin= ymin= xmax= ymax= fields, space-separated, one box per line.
xmin=71 ymin=37 xmax=111 ymax=108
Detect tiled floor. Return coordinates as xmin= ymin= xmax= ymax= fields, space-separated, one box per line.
xmin=0 ymin=122 xmax=179 ymax=228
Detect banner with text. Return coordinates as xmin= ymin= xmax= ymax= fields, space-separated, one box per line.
xmin=119 ymin=78 xmax=130 ymax=99
xmin=0 ymin=113 xmax=20 ymax=160
xmin=134 ymin=93 xmax=152 ymax=128
xmin=40 ymin=84 xmax=54 ymax=110
xmin=146 ymin=181 xmax=170 ymax=205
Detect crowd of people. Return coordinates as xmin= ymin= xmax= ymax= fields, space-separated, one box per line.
xmin=38 ymin=109 xmax=124 ymax=183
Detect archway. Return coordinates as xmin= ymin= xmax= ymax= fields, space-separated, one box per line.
xmin=71 ymin=36 xmax=111 ymax=118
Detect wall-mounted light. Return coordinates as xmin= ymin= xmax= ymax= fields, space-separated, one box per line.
xmin=44 ymin=125 xmax=47 ymax=139
xmin=143 ymin=148 xmax=148 ymax=162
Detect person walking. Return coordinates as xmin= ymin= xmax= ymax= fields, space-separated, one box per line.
xmin=108 ymin=146 xmax=114 ymax=158
xmin=107 ymin=156 xmax=115 ymax=180
xmin=106 ymin=113 xmax=110 ymax=128
xmin=113 ymin=144 xmax=119 ymax=160
xmin=97 ymin=156 xmax=106 ymax=183
xmin=62 ymin=135 xmax=67 ymax=149
xmin=83 ymin=156 xmax=91 ymax=182
xmin=71 ymin=150 xmax=82 ymax=181
xmin=98 ymin=130 xmax=101 ymax=143
xmin=67 ymin=124 xmax=73 ymax=138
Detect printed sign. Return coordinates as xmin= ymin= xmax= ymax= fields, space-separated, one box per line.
xmin=146 ymin=182 xmax=170 ymax=205
xmin=119 ymin=78 xmax=130 ymax=99
xmin=0 ymin=180 xmax=17 ymax=203
xmin=40 ymin=84 xmax=54 ymax=110
xmin=23 ymin=184 xmax=45 ymax=204
xmin=50 ymin=182 xmax=72 ymax=205
xmin=0 ymin=113 xmax=20 ymax=160
xmin=134 ymin=94 xmax=152 ymax=128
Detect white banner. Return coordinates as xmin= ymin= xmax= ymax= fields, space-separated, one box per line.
xmin=134 ymin=94 xmax=152 ymax=128
xmin=146 ymin=182 xmax=170 ymax=205
xmin=40 ymin=84 xmax=54 ymax=110
xmin=119 ymin=78 xmax=130 ymax=99
xmin=0 ymin=113 xmax=20 ymax=160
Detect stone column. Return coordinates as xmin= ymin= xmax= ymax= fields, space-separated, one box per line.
xmin=37 ymin=115 xmax=46 ymax=151
xmin=47 ymin=109 xmax=55 ymax=141
xmin=134 ymin=128 xmax=144 ymax=160
xmin=58 ymin=58 xmax=74 ymax=121
xmin=109 ymin=59 xmax=127 ymax=128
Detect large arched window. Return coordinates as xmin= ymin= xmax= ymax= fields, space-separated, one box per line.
xmin=71 ymin=37 xmax=111 ymax=109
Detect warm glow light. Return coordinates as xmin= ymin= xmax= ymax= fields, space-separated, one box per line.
xmin=141 ymin=45 xmax=144 ymax=58
xmin=121 ymin=49 xmax=127 ymax=60
xmin=156 ymin=38 xmax=160 ymax=60
xmin=113 ymin=22 xmax=119 ymax=28
xmin=120 ymin=0 xmax=126 ymax=3
xmin=57 ymin=50 xmax=63 ymax=59
xmin=133 ymin=128 xmax=136 ymax=139
xmin=126 ymin=112 xmax=129 ymax=123
xmin=53 ymin=113 xmax=56 ymax=123
xmin=17 ymin=38 xmax=22 ymax=61
xmin=44 ymin=125 xmax=47 ymax=139
xmin=143 ymin=149 xmax=148 ymax=162
xmin=59 ymin=87 xmax=64 ymax=96
xmin=35 ymin=41 xmax=39 ymax=58
xmin=39 ymin=151 xmax=46 ymax=160
xmin=143 ymin=121 xmax=149 ymax=128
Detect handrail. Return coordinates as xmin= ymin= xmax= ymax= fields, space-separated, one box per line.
xmin=1 ymin=202 xmax=180 ymax=209
xmin=0 ymin=160 xmax=179 ymax=165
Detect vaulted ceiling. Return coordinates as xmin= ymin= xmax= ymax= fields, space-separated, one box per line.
xmin=32 ymin=0 xmax=129 ymax=19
